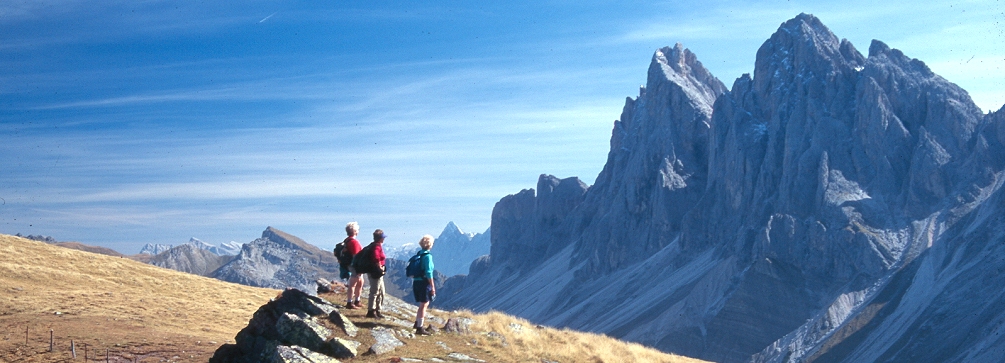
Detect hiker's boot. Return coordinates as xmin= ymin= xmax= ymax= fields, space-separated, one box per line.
xmin=415 ymin=325 xmax=430 ymax=336
xmin=354 ymin=300 xmax=363 ymax=308
xmin=374 ymin=310 xmax=385 ymax=319
xmin=365 ymin=309 xmax=377 ymax=318
xmin=345 ymin=302 xmax=358 ymax=310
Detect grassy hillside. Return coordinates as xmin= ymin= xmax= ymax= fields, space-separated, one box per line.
xmin=0 ymin=234 xmax=279 ymax=362
xmin=0 ymin=234 xmax=708 ymax=362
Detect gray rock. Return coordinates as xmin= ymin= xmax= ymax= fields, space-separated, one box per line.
xmin=446 ymin=353 xmax=485 ymax=362
xmin=368 ymin=327 xmax=405 ymax=355
xmin=271 ymin=345 xmax=340 ymax=363
xmin=327 ymin=311 xmax=358 ymax=337
xmin=324 ymin=337 xmax=359 ymax=360
xmin=210 ymin=289 xmax=351 ymax=363
xmin=276 ymin=313 xmax=332 ymax=352
xmin=442 ymin=318 xmax=471 ymax=335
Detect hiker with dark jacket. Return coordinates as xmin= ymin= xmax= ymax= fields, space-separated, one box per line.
xmin=412 ymin=234 xmax=436 ymax=335
xmin=341 ymin=222 xmax=364 ymax=309
xmin=364 ymin=229 xmax=387 ymax=318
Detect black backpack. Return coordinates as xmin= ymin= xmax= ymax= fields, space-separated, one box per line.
xmin=333 ymin=242 xmax=346 ymax=264
xmin=351 ymin=243 xmax=380 ymax=275
xmin=334 ymin=238 xmax=355 ymax=266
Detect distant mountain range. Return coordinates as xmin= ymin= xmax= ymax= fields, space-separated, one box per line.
xmin=437 ymin=13 xmax=1005 ymax=363
xmin=387 ymin=222 xmax=490 ymax=277
xmin=139 ymin=238 xmax=243 ymax=256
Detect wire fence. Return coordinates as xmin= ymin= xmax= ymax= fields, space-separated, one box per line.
xmin=5 ymin=325 xmax=204 ymax=362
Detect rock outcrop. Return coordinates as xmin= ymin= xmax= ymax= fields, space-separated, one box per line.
xmin=210 ymin=289 xmax=359 ymax=363
xmin=438 ymin=13 xmax=1005 ymax=363
xmin=212 ymin=227 xmax=339 ymax=293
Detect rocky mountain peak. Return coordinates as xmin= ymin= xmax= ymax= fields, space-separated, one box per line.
xmin=649 ymin=43 xmax=725 ymax=116
xmin=440 ymin=221 xmax=464 ymax=237
xmin=213 ymin=227 xmax=338 ymax=293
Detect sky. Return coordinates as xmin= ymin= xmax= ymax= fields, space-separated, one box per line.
xmin=2 ymin=0 xmax=1004 ymax=254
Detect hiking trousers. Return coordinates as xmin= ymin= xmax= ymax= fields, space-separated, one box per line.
xmin=367 ymin=273 xmax=385 ymax=311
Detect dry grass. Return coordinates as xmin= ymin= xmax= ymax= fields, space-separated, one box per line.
xmin=0 ymin=233 xmax=710 ymax=363
xmin=318 ymin=293 xmax=709 ymax=363
xmin=465 ymin=311 xmax=706 ymax=363
xmin=0 ymin=234 xmax=278 ymax=362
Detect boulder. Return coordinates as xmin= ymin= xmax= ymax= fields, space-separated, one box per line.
xmin=442 ymin=318 xmax=472 ymax=334
xmin=368 ymin=327 xmax=405 ymax=355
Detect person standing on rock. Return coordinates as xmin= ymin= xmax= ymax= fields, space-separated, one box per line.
xmin=341 ymin=222 xmax=364 ymax=309
xmin=411 ymin=234 xmax=436 ymax=335
xmin=364 ymin=229 xmax=387 ymax=319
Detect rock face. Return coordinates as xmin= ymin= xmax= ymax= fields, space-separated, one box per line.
xmin=148 ymin=243 xmax=234 ymax=277
xmin=212 ymin=227 xmax=339 ymax=293
xmin=438 ymin=13 xmax=1005 ymax=363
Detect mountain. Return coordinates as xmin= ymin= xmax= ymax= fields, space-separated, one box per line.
xmin=431 ymin=222 xmax=490 ymax=277
xmin=139 ymin=243 xmax=173 ymax=255
xmin=438 ymin=13 xmax=1005 ymax=363
xmin=187 ymin=237 xmax=243 ymax=256
xmin=148 ymin=243 xmax=235 ymax=277
xmin=388 ymin=222 xmax=491 ymax=277
xmin=212 ymin=226 xmax=339 ymax=293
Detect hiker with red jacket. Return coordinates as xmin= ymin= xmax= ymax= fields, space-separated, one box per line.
xmin=340 ymin=222 xmax=364 ymax=309
xmin=360 ymin=229 xmax=387 ymax=318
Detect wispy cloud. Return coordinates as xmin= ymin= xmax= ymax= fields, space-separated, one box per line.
xmin=259 ymin=12 xmax=277 ymax=23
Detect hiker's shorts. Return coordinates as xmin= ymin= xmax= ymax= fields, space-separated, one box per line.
xmin=412 ymin=279 xmax=434 ymax=303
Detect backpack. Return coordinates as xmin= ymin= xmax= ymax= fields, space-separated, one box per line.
xmin=334 ymin=238 xmax=355 ymax=266
xmin=351 ymin=243 xmax=379 ymax=275
xmin=406 ymin=250 xmax=427 ymax=278
xmin=333 ymin=242 xmax=346 ymax=265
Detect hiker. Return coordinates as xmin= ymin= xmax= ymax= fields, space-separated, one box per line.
xmin=340 ymin=222 xmax=364 ymax=309
xmin=363 ymin=229 xmax=387 ymax=318
xmin=411 ymin=234 xmax=436 ymax=335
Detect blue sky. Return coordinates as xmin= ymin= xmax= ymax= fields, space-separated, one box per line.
xmin=2 ymin=1 xmax=1003 ymax=253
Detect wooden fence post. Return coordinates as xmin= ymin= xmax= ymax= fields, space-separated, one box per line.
xmin=50 ymin=329 xmax=54 ymax=352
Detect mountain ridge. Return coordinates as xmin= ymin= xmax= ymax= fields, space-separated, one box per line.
xmin=438 ymin=13 xmax=1005 ymax=363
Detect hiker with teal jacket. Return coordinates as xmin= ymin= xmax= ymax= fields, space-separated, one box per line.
xmin=410 ymin=234 xmax=436 ymax=335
